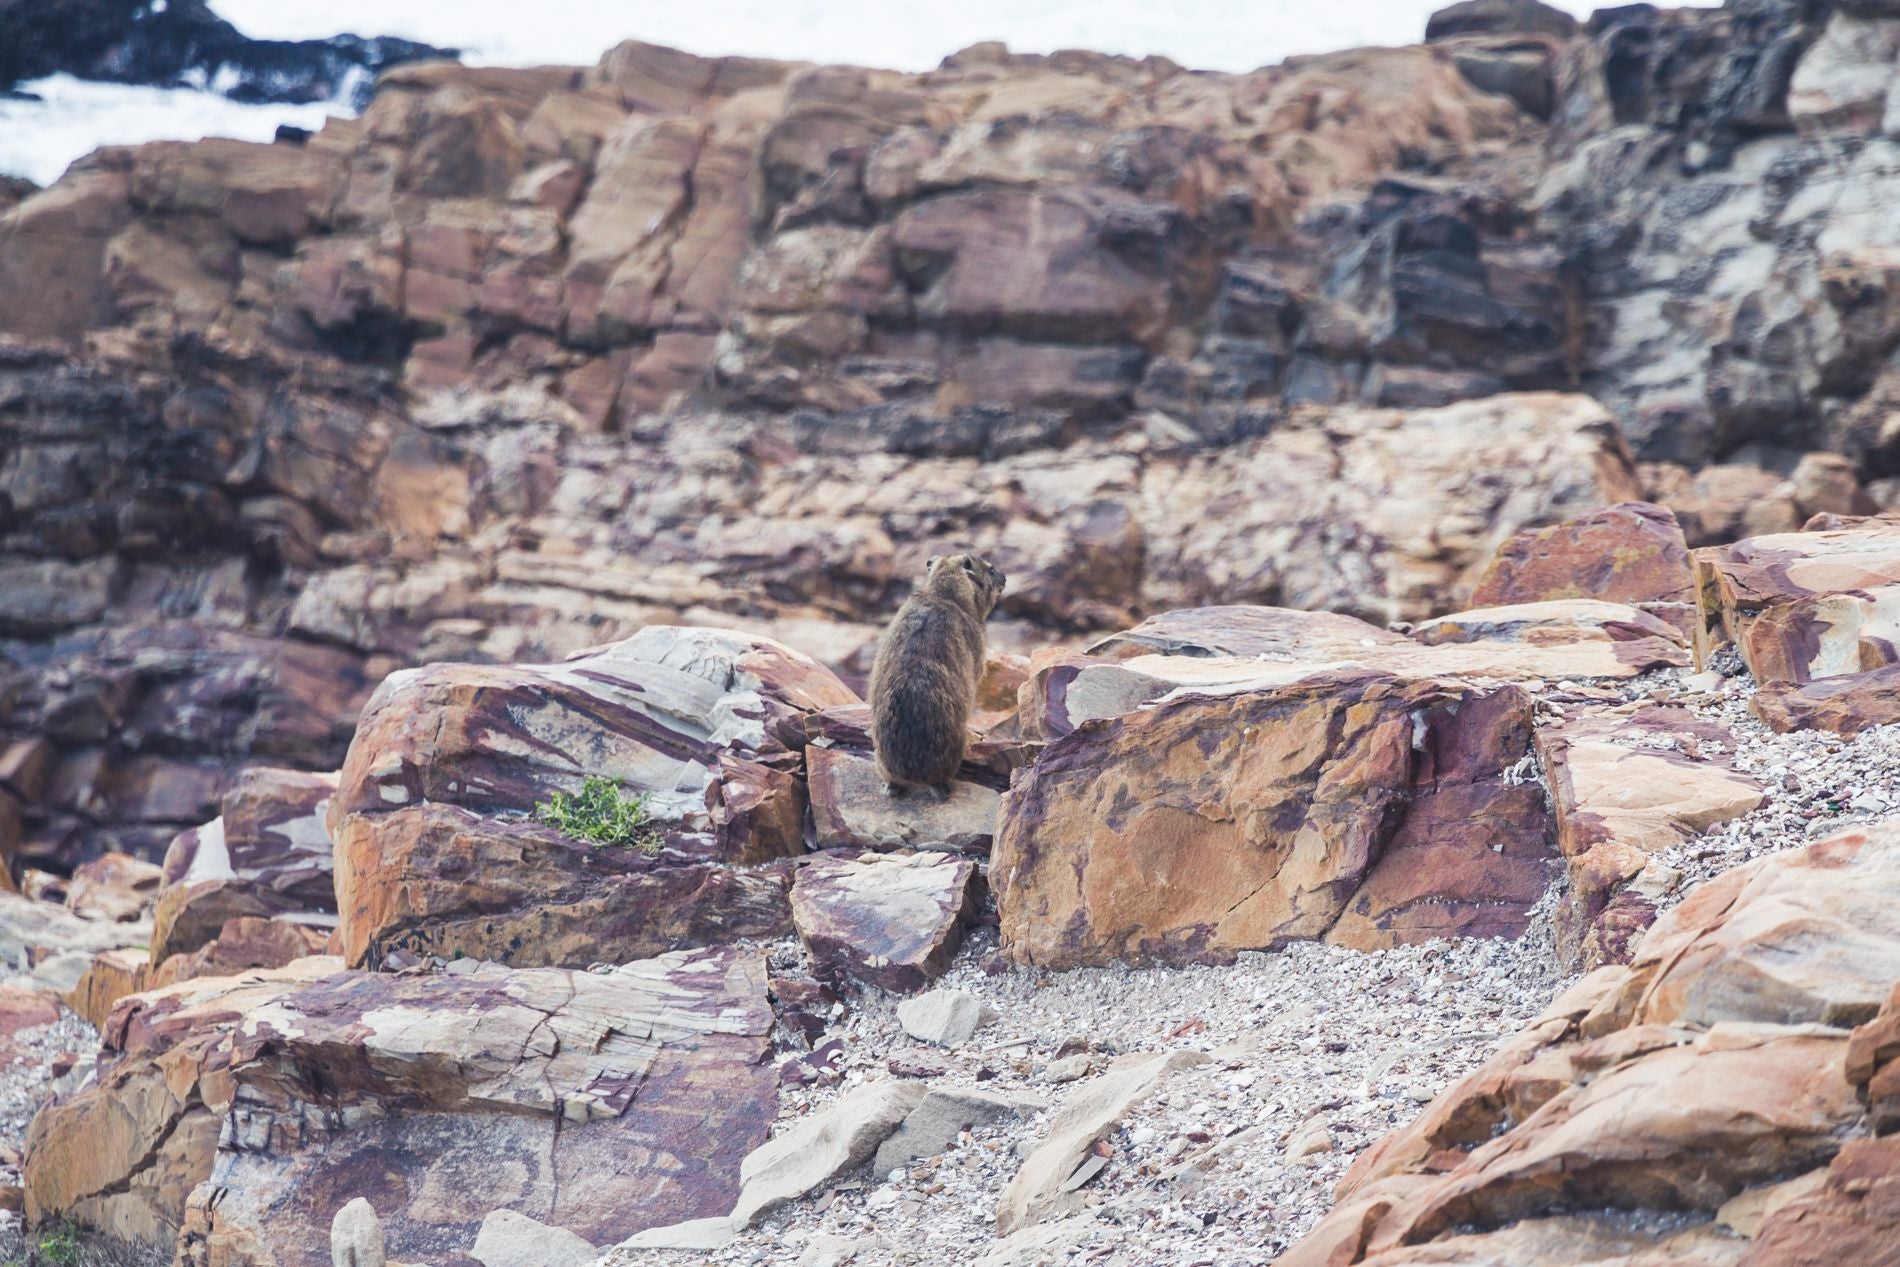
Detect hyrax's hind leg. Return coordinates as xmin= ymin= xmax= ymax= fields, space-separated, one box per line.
xmin=925 ymin=782 xmax=953 ymax=804
xmin=884 ymin=780 xmax=909 ymax=799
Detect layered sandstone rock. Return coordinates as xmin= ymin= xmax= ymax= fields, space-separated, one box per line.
xmin=993 ymin=669 xmax=1558 ymax=967
xmin=24 ymin=958 xmax=342 ymax=1248
xmin=1535 ymin=706 xmax=1765 ymax=969
xmin=177 ymin=947 xmax=775 ymax=1265
xmin=1021 ymin=603 xmax=1685 ymax=742
xmin=1693 ymin=519 xmax=1900 ymax=685
xmin=330 ymin=627 xmax=855 ymax=968
xmin=1287 ymin=818 xmax=1900 ymax=1266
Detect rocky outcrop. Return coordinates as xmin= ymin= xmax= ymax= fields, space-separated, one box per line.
xmin=31 ymin=947 xmax=778 ymax=1263
xmin=994 ymin=668 xmax=1558 ymax=967
xmin=1285 ymin=816 xmax=1900 ymax=1266
xmin=329 ymin=626 xmax=854 ymax=968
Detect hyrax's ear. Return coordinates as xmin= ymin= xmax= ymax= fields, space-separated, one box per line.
xmin=927 ymin=555 xmax=942 ymax=572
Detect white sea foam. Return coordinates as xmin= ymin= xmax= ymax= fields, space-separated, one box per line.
xmin=0 ymin=75 xmax=343 ymax=186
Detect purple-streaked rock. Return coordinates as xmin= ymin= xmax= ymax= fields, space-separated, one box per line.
xmin=790 ymin=851 xmax=979 ymax=992
xmin=330 ymin=628 xmax=856 ymax=968
xmin=1410 ymin=599 xmax=1688 ymax=656
xmin=25 ymin=958 xmax=344 ymax=1249
xmin=806 ymin=747 xmax=1002 ymax=854
xmin=993 ymin=669 xmax=1559 ymax=968
xmin=151 ymin=767 xmax=339 ymax=967
xmin=333 ymin=803 xmax=794 ymax=969
xmin=1533 ymin=706 xmax=1764 ymax=970
xmin=1753 ymin=664 xmax=1900 ymax=736
xmin=1692 ymin=521 xmax=1900 ymax=684
xmin=176 ymin=947 xmax=775 ymax=1266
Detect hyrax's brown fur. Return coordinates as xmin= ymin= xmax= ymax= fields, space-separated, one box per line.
xmin=868 ymin=554 xmax=1006 ymax=800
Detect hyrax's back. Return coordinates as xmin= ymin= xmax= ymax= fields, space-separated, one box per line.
xmin=869 ymin=555 xmax=1004 ymax=794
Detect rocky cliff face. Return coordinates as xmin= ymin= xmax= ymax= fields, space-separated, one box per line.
xmin=8 ymin=0 xmax=1900 ymax=872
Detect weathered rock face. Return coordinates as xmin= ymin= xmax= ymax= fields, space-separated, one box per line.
xmin=0 ymin=5 xmax=1795 ymax=863
xmin=30 ymin=947 xmax=776 ymax=1264
xmin=1534 ymin=706 xmax=1764 ymax=970
xmin=330 ymin=627 xmax=854 ymax=968
xmin=24 ymin=958 xmax=342 ymax=1248
xmin=177 ymin=947 xmax=776 ymax=1266
xmin=152 ymin=766 xmax=338 ymax=967
xmin=1286 ymin=816 xmax=1900 ymax=1267
xmin=993 ymin=668 xmax=1559 ymax=967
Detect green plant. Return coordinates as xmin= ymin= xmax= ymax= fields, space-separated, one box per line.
xmin=35 ymin=1223 xmax=81 ymax=1267
xmin=534 ymin=776 xmax=660 ymax=852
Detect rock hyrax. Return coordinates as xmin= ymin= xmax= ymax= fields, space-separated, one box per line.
xmin=869 ymin=553 xmax=1006 ymax=800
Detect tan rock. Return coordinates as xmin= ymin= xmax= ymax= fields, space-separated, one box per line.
xmin=1535 ymin=707 xmax=1764 ymax=969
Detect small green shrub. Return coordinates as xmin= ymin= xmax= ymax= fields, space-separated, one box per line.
xmin=534 ymin=776 xmax=661 ymax=852
xmin=35 ymin=1224 xmax=81 ymax=1267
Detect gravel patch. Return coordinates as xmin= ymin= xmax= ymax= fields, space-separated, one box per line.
xmin=611 ymin=908 xmax=1567 ymax=1267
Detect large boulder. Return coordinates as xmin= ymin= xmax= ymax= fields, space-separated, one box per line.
xmin=993 ymin=668 xmax=1558 ymax=967
xmin=330 ymin=627 xmax=857 ymax=968
xmin=175 ymin=947 xmax=775 ymax=1265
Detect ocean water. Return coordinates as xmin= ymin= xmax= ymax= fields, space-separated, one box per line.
xmin=0 ymin=0 xmax=1698 ymax=187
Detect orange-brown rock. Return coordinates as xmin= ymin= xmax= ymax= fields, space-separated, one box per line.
xmin=1287 ymin=818 xmax=1900 ymax=1266
xmin=331 ymin=627 xmax=854 ymax=967
xmin=993 ymin=669 xmax=1558 ymax=967
xmin=1743 ymin=1138 xmax=1900 ymax=1267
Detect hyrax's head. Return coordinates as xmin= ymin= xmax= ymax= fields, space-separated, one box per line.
xmin=924 ymin=553 xmax=1006 ymax=618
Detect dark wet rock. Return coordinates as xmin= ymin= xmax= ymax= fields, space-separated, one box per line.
xmin=0 ymin=0 xmax=455 ymax=108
